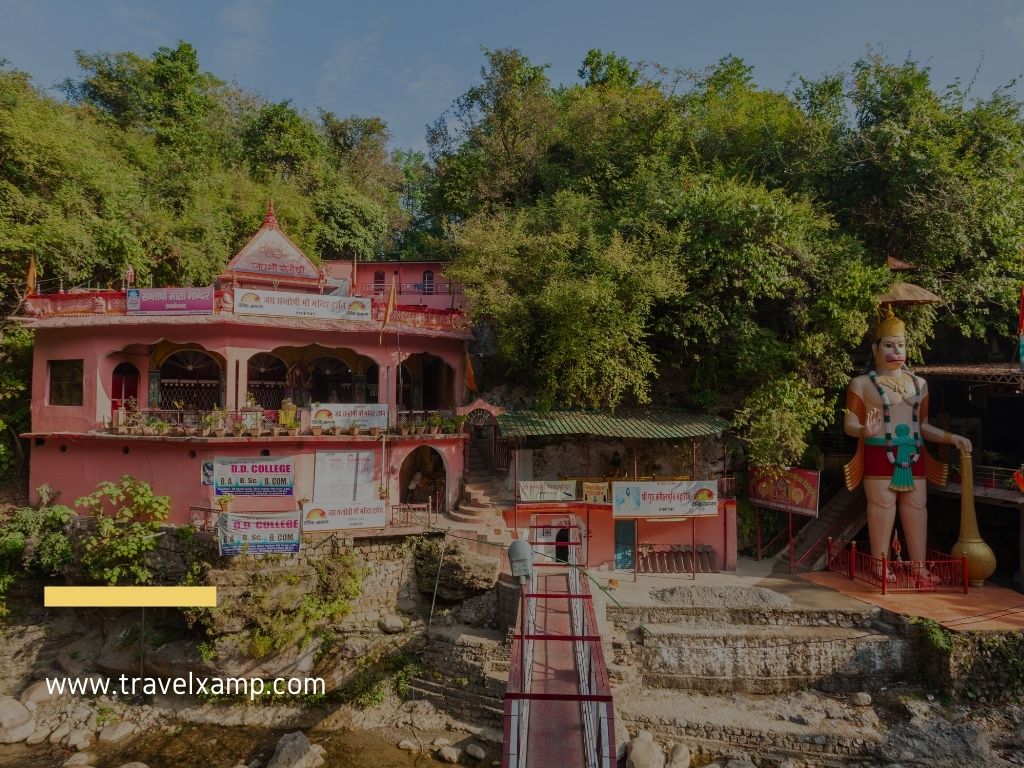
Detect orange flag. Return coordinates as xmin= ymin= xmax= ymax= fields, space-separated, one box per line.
xmin=465 ymin=353 xmax=478 ymax=393
xmin=379 ymin=278 xmax=397 ymax=344
xmin=25 ymin=256 xmax=37 ymax=295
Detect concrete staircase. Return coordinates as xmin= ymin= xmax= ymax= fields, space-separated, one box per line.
xmin=448 ymin=443 xmax=513 ymax=528
xmin=779 ymin=486 xmax=866 ymax=572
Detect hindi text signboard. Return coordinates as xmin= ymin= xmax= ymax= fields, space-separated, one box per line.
xmin=518 ymin=480 xmax=577 ymax=502
xmin=749 ymin=467 xmax=820 ymax=518
xmin=234 ymin=288 xmax=371 ymax=321
xmin=310 ymin=403 xmax=388 ymax=431
xmin=127 ymin=286 xmax=214 ymax=315
xmin=583 ymin=482 xmax=610 ymax=504
xmin=214 ymin=456 xmax=294 ymax=496
xmin=612 ymin=481 xmax=718 ymax=518
xmin=302 ymin=502 xmax=387 ymax=531
xmin=218 ymin=511 xmax=300 ymax=555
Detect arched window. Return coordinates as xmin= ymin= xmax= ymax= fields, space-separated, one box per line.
xmin=159 ymin=350 xmax=221 ymax=410
xmin=422 ymin=270 xmax=434 ymax=295
xmin=309 ymin=356 xmax=353 ymax=403
xmin=247 ymin=353 xmax=287 ymax=409
xmin=111 ymin=362 xmax=139 ymax=414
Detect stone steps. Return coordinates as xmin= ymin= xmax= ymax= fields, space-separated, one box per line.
xmin=406 ymin=679 xmax=504 ymax=725
xmin=635 ymin=623 xmax=907 ymax=694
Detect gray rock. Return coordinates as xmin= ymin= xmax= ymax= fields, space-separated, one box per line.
xmin=778 ymin=761 xmax=800 ymax=768
xmin=0 ymin=696 xmax=34 ymax=744
xmin=627 ymin=738 xmax=666 ymax=768
xmin=20 ymin=681 xmax=62 ymax=708
xmin=466 ymin=742 xmax=486 ymax=760
xmin=266 ymin=731 xmax=325 ymax=768
xmin=25 ymin=726 xmax=51 ymax=746
xmin=62 ymin=754 xmax=94 ymax=766
xmin=99 ymin=721 xmax=138 ymax=743
xmin=432 ymin=737 xmax=452 ymax=747
xmin=637 ymin=730 xmax=655 ymax=742
xmin=115 ymin=764 xmax=151 ymax=768
xmin=852 ymin=691 xmax=873 ymax=707
xmin=378 ymin=614 xmax=405 ymax=634
xmin=68 ymin=728 xmax=93 ymax=750
xmin=397 ymin=738 xmax=419 ymax=752
xmin=725 ymin=760 xmax=757 ymax=768
xmin=49 ymin=722 xmax=71 ymax=744
xmin=437 ymin=746 xmax=462 ymax=763
xmin=667 ymin=743 xmax=691 ymax=768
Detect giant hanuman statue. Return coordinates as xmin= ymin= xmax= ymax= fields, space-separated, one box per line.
xmin=843 ymin=308 xmax=972 ymax=579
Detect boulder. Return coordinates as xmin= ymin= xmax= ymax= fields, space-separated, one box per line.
xmin=725 ymin=760 xmax=757 ymax=768
xmin=50 ymin=722 xmax=71 ymax=743
xmin=0 ymin=696 xmax=35 ymax=744
xmin=466 ymin=742 xmax=486 ymax=760
xmin=397 ymin=738 xmax=419 ymax=752
xmin=62 ymin=754 xmax=94 ymax=766
xmin=437 ymin=746 xmax=462 ymax=764
xmin=68 ymin=728 xmax=93 ymax=750
xmin=432 ymin=737 xmax=452 ymax=747
xmin=627 ymin=738 xmax=666 ymax=768
xmin=266 ymin=731 xmax=326 ymax=768
xmin=20 ymin=681 xmax=62 ymax=708
xmin=378 ymin=615 xmax=405 ymax=634
xmin=667 ymin=743 xmax=691 ymax=768
xmin=99 ymin=721 xmax=138 ymax=743
xmin=852 ymin=691 xmax=873 ymax=707
xmin=115 ymin=764 xmax=151 ymax=768
xmin=26 ymin=726 xmax=51 ymax=746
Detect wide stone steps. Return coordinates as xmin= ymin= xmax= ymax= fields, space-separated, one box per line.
xmin=636 ymin=623 xmax=907 ymax=694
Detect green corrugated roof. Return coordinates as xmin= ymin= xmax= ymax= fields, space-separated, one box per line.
xmin=496 ymin=408 xmax=729 ymax=440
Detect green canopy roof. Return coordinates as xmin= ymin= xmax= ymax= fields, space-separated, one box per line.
xmin=495 ymin=408 xmax=729 ymax=440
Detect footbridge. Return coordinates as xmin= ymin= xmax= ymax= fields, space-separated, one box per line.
xmin=502 ymin=511 xmax=616 ymax=767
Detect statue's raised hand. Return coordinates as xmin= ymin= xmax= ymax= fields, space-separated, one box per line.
xmin=862 ymin=408 xmax=884 ymax=438
xmin=950 ymin=434 xmax=972 ymax=453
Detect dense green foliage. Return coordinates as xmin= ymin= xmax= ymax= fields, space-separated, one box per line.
xmin=0 ymin=485 xmax=73 ymax=616
xmin=75 ymin=475 xmax=170 ymax=585
xmin=1 ymin=44 xmax=1022 ymax=470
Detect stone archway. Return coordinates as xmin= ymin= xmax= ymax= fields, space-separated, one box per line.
xmin=399 ymin=445 xmax=447 ymax=511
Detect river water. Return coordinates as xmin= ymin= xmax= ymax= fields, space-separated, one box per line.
xmin=0 ymin=725 xmax=455 ymax=767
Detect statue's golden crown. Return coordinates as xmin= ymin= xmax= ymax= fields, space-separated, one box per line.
xmin=874 ymin=305 xmax=905 ymax=339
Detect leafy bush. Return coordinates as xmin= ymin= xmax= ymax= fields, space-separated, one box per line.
xmin=76 ymin=476 xmax=170 ymax=585
xmin=0 ymin=488 xmax=74 ymax=616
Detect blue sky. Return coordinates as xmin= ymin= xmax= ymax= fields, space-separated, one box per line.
xmin=3 ymin=1 xmax=1024 ymax=150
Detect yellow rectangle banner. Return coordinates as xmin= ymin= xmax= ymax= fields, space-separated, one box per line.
xmin=44 ymin=586 xmax=217 ymax=608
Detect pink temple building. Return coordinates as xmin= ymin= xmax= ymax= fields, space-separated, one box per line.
xmin=19 ymin=204 xmax=472 ymax=526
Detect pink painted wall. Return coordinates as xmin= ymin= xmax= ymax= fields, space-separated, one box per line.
xmin=29 ymin=434 xmax=464 ymax=525
xmin=323 ymin=261 xmax=465 ymax=311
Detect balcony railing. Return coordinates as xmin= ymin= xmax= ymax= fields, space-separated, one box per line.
xmin=360 ymin=281 xmax=463 ymax=296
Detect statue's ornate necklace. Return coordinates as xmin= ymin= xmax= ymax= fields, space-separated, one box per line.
xmin=869 ymin=370 xmax=922 ymax=468
xmin=875 ymin=373 xmax=912 ymax=395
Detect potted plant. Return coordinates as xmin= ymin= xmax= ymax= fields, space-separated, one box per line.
xmin=217 ymin=494 xmax=234 ymax=512
xmin=311 ymin=423 xmax=323 ymax=436
xmin=151 ymin=418 xmax=171 ymax=436
xmin=414 ymin=417 xmax=427 ymax=436
xmin=377 ymin=484 xmax=390 ymax=500
xmin=398 ymin=418 xmax=411 ymax=436
xmin=199 ymin=411 xmax=216 ymax=437
xmin=427 ymin=413 xmax=443 ymax=435
xmin=369 ymin=425 xmax=381 ymax=437
xmin=211 ymin=407 xmax=227 ymax=437
xmin=350 ymin=422 xmax=362 ymax=436
xmin=232 ymin=418 xmax=245 ymax=436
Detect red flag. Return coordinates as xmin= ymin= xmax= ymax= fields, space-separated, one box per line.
xmin=378 ymin=278 xmax=396 ymax=345
xmin=465 ymin=353 xmax=478 ymax=393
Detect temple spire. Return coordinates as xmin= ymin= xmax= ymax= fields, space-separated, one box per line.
xmin=263 ymin=198 xmax=278 ymax=228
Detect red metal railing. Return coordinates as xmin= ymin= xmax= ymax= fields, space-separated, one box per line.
xmin=827 ymin=539 xmax=968 ymax=594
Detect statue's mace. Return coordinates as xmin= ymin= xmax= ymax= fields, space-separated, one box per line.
xmin=950 ymin=449 xmax=997 ymax=587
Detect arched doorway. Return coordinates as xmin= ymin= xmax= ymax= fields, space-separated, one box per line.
xmin=465 ymin=407 xmax=498 ymax=470
xmin=159 ymin=350 xmax=221 ymax=410
xmin=111 ymin=362 xmax=139 ymax=415
xmin=247 ymin=353 xmax=287 ymax=409
xmin=399 ymin=353 xmax=455 ymax=411
xmin=309 ymin=356 xmax=353 ymax=403
xmin=399 ymin=446 xmax=447 ymax=511
xmin=364 ymin=363 xmax=380 ymax=404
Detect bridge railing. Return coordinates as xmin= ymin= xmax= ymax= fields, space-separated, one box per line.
xmin=503 ymin=559 xmax=536 ymax=768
